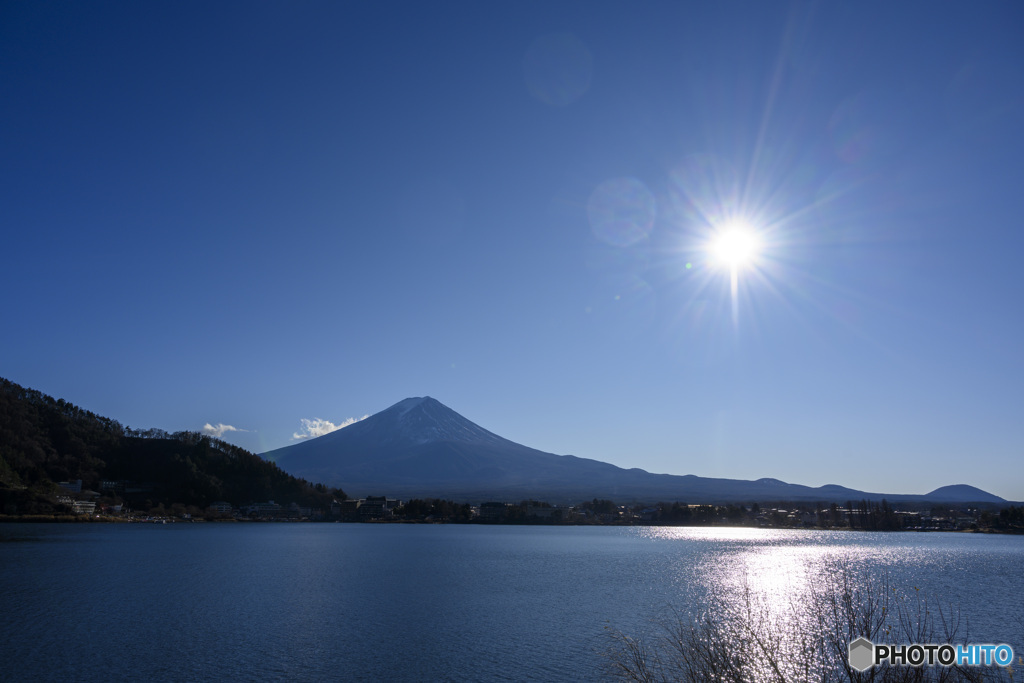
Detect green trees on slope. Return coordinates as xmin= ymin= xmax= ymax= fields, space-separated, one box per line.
xmin=0 ymin=377 xmax=342 ymax=513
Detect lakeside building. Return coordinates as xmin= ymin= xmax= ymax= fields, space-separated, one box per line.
xmin=246 ymin=501 xmax=283 ymax=517
xmin=100 ymin=481 xmax=126 ymax=495
xmin=57 ymin=496 xmax=95 ymax=515
xmin=525 ymin=505 xmax=552 ymax=519
xmin=480 ymin=502 xmax=513 ymax=521
xmin=359 ymin=497 xmax=401 ymax=520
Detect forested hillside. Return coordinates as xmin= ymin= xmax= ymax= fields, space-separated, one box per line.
xmin=0 ymin=377 xmax=341 ymax=515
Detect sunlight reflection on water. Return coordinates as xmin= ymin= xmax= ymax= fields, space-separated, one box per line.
xmin=632 ymin=527 xmax=1023 ymax=649
xmin=629 ymin=528 xmax=1024 ymax=681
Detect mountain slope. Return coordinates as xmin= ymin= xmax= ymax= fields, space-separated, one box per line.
xmin=0 ymin=377 xmax=338 ymax=513
xmin=265 ymin=397 xmax=1007 ymax=504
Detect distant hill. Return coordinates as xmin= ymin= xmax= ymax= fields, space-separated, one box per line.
xmin=264 ymin=397 xmax=1007 ymax=505
xmin=0 ymin=377 xmax=339 ymax=515
xmin=922 ymin=485 xmax=1004 ymax=503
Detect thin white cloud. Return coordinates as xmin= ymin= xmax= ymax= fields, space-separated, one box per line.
xmin=292 ymin=415 xmax=369 ymax=440
xmin=202 ymin=423 xmax=247 ymax=438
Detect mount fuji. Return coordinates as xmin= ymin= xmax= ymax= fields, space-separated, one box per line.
xmin=263 ymin=397 xmax=1005 ymax=504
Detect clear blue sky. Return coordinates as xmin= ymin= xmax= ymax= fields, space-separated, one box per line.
xmin=3 ymin=1 xmax=1022 ymax=500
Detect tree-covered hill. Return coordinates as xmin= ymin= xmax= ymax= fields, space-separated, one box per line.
xmin=0 ymin=377 xmax=342 ymax=515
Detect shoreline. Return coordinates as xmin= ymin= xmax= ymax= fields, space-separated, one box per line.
xmin=2 ymin=514 xmax=1022 ymax=534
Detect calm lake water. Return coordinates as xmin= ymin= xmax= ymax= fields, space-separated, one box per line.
xmin=1 ymin=523 xmax=1022 ymax=681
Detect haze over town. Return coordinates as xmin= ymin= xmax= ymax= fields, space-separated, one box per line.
xmin=2 ymin=1 xmax=1022 ymax=500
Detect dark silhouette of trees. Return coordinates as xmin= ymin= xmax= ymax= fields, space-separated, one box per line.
xmin=992 ymin=505 xmax=1023 ymax=531
xmin=582 ymin=498 xmax=619 ymax=515
xmin=394 ymin=498 xmax=472 ymax=521
xmin=0 ymin=376 xmax=341 ymax=514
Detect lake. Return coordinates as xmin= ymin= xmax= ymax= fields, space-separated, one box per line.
xmin=1 ymin=523 xmax=1022 ymax=681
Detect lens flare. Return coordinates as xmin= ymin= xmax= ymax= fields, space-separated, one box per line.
xmin=587 ymin=177 xmax=657 ymax=247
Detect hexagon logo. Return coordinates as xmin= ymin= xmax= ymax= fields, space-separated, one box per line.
xmin=848 ymin=637 xmax=875 ymax=672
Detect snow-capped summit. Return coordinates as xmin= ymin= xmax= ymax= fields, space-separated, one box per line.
xmin=303 ymin=396 xmax=511 ymax=450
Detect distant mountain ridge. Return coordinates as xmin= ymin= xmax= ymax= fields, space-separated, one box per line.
xmin=265 ymin=397 xmax=1006 ymax=504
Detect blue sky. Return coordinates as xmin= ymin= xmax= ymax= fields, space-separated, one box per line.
xmin=3 ymin=1 xmax=1022 ymax=500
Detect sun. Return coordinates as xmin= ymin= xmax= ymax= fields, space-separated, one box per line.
xmin=709 ymin=222 xmax=760 ymax=270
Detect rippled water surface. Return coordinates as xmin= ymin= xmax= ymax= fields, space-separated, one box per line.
xmin=1 ymin=524 xmax=1021 ymax=681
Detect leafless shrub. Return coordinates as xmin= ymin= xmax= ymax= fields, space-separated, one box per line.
xmin=607 ymin=560 xmax=1017 ymax=683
